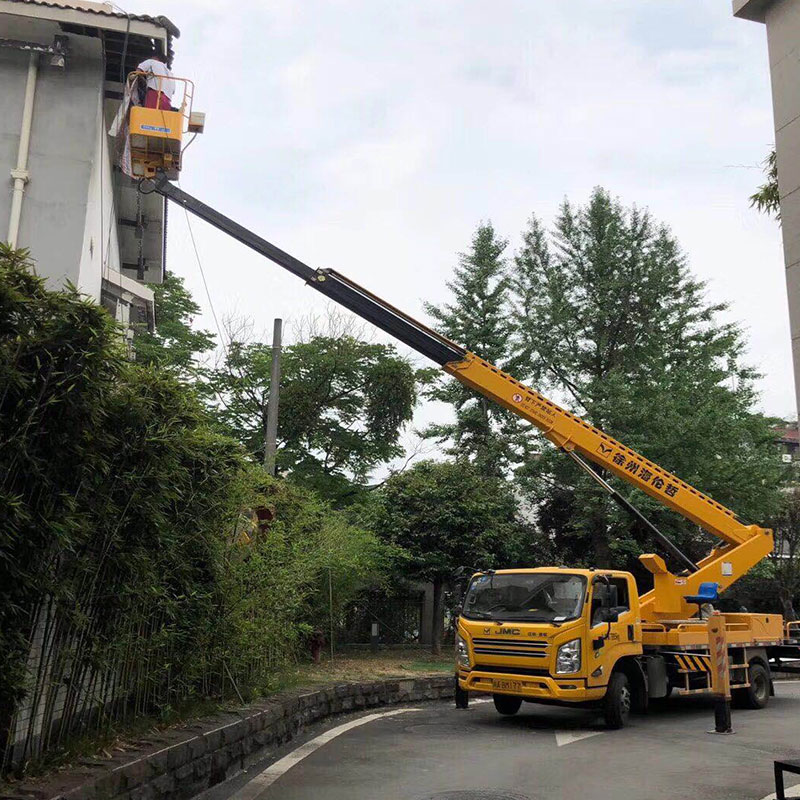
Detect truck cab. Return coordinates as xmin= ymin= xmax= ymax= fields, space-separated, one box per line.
xmin=456 ymin=568 xmax=644 ymax=727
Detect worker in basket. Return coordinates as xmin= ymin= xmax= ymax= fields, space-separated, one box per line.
xmin=136 ymin=52 xmax=176 ymax=110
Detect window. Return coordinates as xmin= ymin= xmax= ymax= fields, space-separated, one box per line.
xmin=590 ymin=577 xmax=630 ymax=626
xmin=462 ymin=572 xmax=587 ymax=623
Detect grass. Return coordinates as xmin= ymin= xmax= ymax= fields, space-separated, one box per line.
xmin=283 ymin=648 xmax=453 ymax=688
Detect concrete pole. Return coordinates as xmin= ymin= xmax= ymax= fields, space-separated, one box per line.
xmin=7 ymin=53 xmax=39 ymax=248
xmin=264 ymin=318 xmax=282 ymax=475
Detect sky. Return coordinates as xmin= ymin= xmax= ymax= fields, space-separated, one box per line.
xmin=123 ymin=0 xmax=792 ymax=436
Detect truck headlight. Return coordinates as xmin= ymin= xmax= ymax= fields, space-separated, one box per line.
xmin=555 ymin=638 xmax=581 ymax=674
xmin=456 ymin=634 xmax=471 ymax=669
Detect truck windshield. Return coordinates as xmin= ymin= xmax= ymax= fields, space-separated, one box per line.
xmin=462 ymin=572 xmax=586 ymax=623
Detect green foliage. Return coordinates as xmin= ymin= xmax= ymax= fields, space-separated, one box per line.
xmin=508 ymin=188 xmax=784 ymax=574
xmin=220 ymin=478 xmax=386 ymax=682
xmin=132 ymin=272 xmax=215 ymax=376
xmin=769 ymin=489 xmax=800 ymax=619
xmin=0 ymin=248 xmax=383 ymax=768
xmin=750 ymin=149 xmax=780 ymax=221
xmin=424 ymin=223 xmax=522 ymax=476
xmin=366 ymin=460 xmax=535 ymax=582
xmin=211 ymin=332 xmax=421 ymax=502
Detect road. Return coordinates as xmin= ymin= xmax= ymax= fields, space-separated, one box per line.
xmin=205 ymin=682 xmax=800 ymax=800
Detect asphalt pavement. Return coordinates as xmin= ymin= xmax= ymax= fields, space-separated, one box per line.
xmin=203 ymin=682 xmax=800 ymax=800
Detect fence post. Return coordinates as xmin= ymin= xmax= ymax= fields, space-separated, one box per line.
xmin=370 ymin=622 xmax=379 ymax=653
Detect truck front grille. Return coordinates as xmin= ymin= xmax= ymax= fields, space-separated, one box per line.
xmin=471 ymin=637 xmax=549 ymax=659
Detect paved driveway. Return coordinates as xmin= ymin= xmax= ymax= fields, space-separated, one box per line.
xmin=207 ymin=682 xmax=800 ymax=800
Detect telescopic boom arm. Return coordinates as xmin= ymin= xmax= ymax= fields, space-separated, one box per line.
xmin=144 ymin=174 xmax=774 ymax=621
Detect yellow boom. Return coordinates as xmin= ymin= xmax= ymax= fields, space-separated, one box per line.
xmin=146 ymin=177 xmax=774 ymax=625
xmin=445 ymin=353 xmax=774 ymax=622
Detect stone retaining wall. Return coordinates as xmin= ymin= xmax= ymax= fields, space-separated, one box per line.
xmin=6 ymin=676 xmax=454 ymax=800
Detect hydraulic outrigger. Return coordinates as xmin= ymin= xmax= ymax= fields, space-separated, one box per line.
xmin=140 ymin=171 xmax=800 ymax=727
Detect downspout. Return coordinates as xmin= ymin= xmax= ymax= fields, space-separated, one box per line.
xmin=7 ymin=52 xmax=39 ymax=248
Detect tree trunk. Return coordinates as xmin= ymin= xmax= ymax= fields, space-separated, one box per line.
xmin=590 ymin=496 xmax=611 ymax=568
xmin=431 ymin=577 xmax=445 ymax=655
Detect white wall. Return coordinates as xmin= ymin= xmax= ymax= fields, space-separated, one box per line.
xmin=77 ymin=93 xmax=120 ymax=300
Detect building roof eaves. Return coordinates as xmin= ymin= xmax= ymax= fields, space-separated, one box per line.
xmin=0 ymin=0 xmax=179 ymax=40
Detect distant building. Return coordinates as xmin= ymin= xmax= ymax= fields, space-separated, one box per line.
xmin=0 ymin=0 xmax=180 ymax=334
xmin=773 ymin=420 xmax=799 ymax=465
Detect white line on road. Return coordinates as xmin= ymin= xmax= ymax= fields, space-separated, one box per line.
xmin=757 ymin=782 xmax=800 ymax=800
xmin=230 ymin=708 xmax=422 ymax=800
xmin=554 ymin=729 xmax=603 ymax=747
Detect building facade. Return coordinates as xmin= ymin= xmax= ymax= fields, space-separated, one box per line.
xmin=0 ymin=0 xmax=179 ymax=333
xmin=734 ymin=0 xmax=800 ymax=420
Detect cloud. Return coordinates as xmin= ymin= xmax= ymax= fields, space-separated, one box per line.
xmin=125 ymin=0 xmax=792 ymax=430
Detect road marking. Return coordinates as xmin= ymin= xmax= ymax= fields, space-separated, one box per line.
xmin=230 ymin=708 xmax=421 ymax=800
xmin=757 ymin=783 xmax=800 ymax=800
xmin=554 ymin=730 xmax=603 ymax=746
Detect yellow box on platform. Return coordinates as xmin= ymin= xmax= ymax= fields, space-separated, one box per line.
xmin=129 ymin=107 xmax=183 ymax=143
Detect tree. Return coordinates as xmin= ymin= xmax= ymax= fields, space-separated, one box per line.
xmin=771 ymin=489 xmax=800 ymax=620
xmin=424 ymin=222 xmax=521 ymax=476
xmin=210 ymin=316 xmax=422 ymax=503
xmin=509 ymin=188 xmax=784 ymax=576
xmin=0 ymin=247 xmax=390 ymax=767
xmin=750 ymin=148 xmax=780 ymax=220
xmin=132 ymin=272 xmax=215 ymax=377
xmin=366 ymin=460 xmax=536 ymax=653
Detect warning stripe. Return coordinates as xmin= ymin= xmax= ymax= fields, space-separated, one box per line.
xmin=676 ymin=654 xmax=711 ymax=672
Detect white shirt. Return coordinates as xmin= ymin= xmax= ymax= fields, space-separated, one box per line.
xmin=137 ymin=58 xmax=176 ymax=99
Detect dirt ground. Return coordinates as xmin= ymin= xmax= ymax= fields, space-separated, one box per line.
xmin=286 ymin=648 xmax=453 ymax=687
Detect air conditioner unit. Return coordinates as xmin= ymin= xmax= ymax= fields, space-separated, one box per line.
xmin=782 ymin=453 xmax=792 ymax=463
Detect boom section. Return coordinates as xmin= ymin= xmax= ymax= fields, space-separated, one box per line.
xmin=146 ymin=175 xmax=767 ymax=554
xmin=445 ymin=354 xmax=764 ymax=548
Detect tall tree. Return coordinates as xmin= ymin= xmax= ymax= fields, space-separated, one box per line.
xmin=366 ymin=460 xmax=536 ymax=653
xmin=771 ymin=489 xmax=800 ymax=620
xmin=210 ymin=319 xmax=422 ymax=503
xmin=424 ymin=222 xmax=520 ymax=476
xmin=509 ymin=188 xmax=783 ymax=575
xmin=132 ymin=272 xmax=215 ymax=377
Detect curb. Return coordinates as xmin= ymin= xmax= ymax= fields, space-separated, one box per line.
xmin=5 ymin=675 xmax=454 ymax=800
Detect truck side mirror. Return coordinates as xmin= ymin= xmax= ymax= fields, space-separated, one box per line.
xmin=601 ymin=608 xmax=620 ymax=623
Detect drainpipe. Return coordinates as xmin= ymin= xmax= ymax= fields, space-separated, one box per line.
xmin=7 ymin=52 xmax=39 ymax=249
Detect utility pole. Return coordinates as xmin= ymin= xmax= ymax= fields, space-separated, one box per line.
xmin=264 ymin=318 xmax=282 ymax=475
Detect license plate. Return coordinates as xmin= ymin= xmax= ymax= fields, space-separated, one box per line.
xmin=492 ymin=679 xmax=522 ymax=692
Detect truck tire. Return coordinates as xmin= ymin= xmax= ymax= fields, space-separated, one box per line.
xmin=493 ymin=694 xmax=522 ymax=715
xmin=603 ymin=671 xmax=631 ymax=729
xmin=734 ymin=662 xmax=770 ymax=710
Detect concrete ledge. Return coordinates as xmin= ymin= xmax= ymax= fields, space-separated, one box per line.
xmin=5 ymin=676 xmax=454 ymax=800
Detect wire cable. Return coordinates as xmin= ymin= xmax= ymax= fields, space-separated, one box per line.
xmin=176 ymin=179 xmax=228 ymax=358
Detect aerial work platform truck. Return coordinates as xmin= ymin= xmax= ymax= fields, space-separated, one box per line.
xmin=125 ymin=83 xmax=800 ymax=729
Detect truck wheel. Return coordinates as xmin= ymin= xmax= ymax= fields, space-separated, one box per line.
xmin=735 ymin=662 xmax=770 ymax=710
xmin=493 ymin=694 xmax=522 ymax=715
xmin=455 ymin=676 xmax=469 ymax=709
xmin=603 ymin=671 xmax=631 ymax=729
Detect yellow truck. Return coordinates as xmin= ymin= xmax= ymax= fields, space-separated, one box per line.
xmin=456 ymin=567 xmax=787 ymax=727
xmin=131 ymin=125 xmax=800 ymax=729
xmin=444 ymin=358 xmax=799 ymax=727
